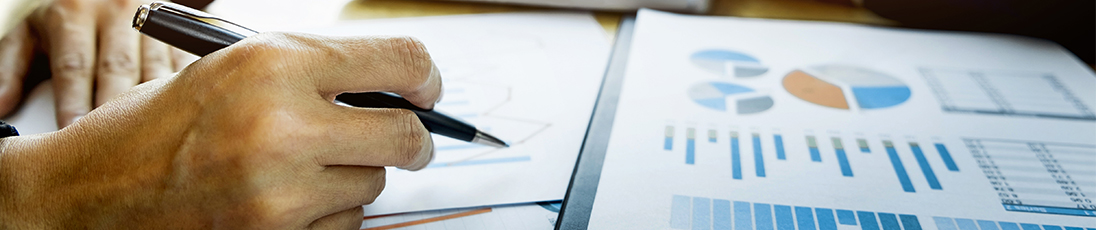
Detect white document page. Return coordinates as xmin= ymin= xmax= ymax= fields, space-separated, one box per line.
xmin=588 ymin=9 xmax=1096 ymax=229
xmin=6 ymin=12 xmax=610 ymax=216
xmin=359 ymin=201 xmax=560 ymax=229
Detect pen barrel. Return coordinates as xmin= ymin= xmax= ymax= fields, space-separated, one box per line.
xmin=335 ymin=93 xmax=478 ymax=142
xmin=136 ymin=8 xmax=247 ymax=56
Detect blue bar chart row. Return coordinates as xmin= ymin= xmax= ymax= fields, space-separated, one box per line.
xmin=670 ymin=195 xmax=1095 ymax=230
xmin=833 ymin=138 xmax=853 ymax=177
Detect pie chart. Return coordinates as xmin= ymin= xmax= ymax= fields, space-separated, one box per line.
xmin=689 ymin=82 xmax=774 ymax=114
xmin=782 ymin=65 xmax=910 ymax=110
xmin=691 ymin=49 xmax=768 ymax=78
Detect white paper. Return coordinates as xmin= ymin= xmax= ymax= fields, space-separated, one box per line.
xmin=588 ymin=9 xmax=1096 ymax=229
xmin=360 ymin=201 xmax=560 ymax=229
xmin=294 ymin=12 xmax=609 ymax=215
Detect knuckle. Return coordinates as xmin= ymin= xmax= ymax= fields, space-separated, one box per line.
xmin=391 ymin=109 xmax=425 ymax=166
xmin=384 ymin=36 xmax=432 ymax=91
xmin=98 ymin=53 xmax=139 ymax=74
xmin=363 ymin=168 xmax=386 ymax=205
xmin=53 ymin=53 xmax=92 ymax=76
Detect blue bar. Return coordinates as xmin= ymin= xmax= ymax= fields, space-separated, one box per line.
xmin=858 ymin=211 xmax=880 ymax=230
xmin=999 ymin=222 xmax=1021 ymax=230
xmin=1043 ymin=226 xmax=1062 ymax=230
xmin=666 ymin=137 xmax=673 ymax=150
xmin=878 ymin=213 xmax=901 ymax=230
xmin=810 ymin=148 xmax=822 ymax=162
xmin=1002 ymin=204 xmax=1096 ymax=216
xmin=910 ymin=143 xmax=943 ymax=190
xmin=670 ymin=195 xmax=691 ymax=229
xmin=1064 ymin=227 xmax=1084 ymax=230
xmin=1019 ymin=223 xmax=1042 ymax=230
xmin=755 ymin=203 xmax=774 ymax=230
xmin=775 ymin=135 xmax=786 ymax=160
xmin=734 ymin=201 xmax=752 ymax=230
xmin=732 ymin=135 xmax=742 ymax=180
xmin=687 ymin=138 xmax=696 ymax=165
xmin=861 ymin=148 xmax=870 ymax=152
xmin=694 ymin=197 xmax=712 ymax=230
xmin=956 ymin=219 xmax=979 ymax=230
xmin=774 ymin=205 xmax=795 ymax=230
xmin=714 ymin=200 xmax=732 ymax=230
xmin=711 ymin=138 xmax=718 ymax=143
xmin=754 ymin=134 xmax=766 ymax=177
xmin=978 ymin=220 xmax=1000 ymax=230
xmin=884 ymin=142 xmax=916 ymax=192
xmin=816 ymin=208 xmax=838 ymax=230
xmin=836 ymin=148 xmax=853 ymax=177
xmin=836 ymin=209 xmax=857 ymax=225
xmin=934 ymin=217 xmax=958 ymax=230
xmin=425 ymin=156 xmax=531 ymax=168
xmin=796 ymin=206 xmax=816 ymax=230
xmin=935 ymin=143 xmax=959 ymax=171
xmin=899 ymin=215 xmax=921 ymax=230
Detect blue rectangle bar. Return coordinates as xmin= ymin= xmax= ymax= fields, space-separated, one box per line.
xmin=732 ymin=136 xmax=742 ymax=180
xmin=1043 ymin=226 xmax=1063 ymax=230
xmin=1019 ymin=223 xmax=1042 ymax=230
xmin=687 ymin=139 xmax=696 ymax=165
xmin=796 ymin=206 xmax=816 ymax=230
xmin=999 ymin=222 xmax=1021 ymax=230
xmin=816 ymin=208 xmax=838 ymax=230
xmin=734 ymin=201 xmax=752 ymax=230
xmin=810 ymin=148 xmax=822 ymax=162
xmin=754 ymin=135 xmax=766 ymax=177
xmin=710 ymin=138 xmax=717 ymax=143
xmin=836 ymin=210 xmax=857 ymax=225
xmin=878 ymin=213 xmax=901 ymax=230
xmin=670 ymin=195 xmax=691 ymax=229
xmin=935 ymin=143 xmax=959 ymax=171
xmin=910 ymin=143 xmax=942 ymax=190
xmin=899 ymin=215 xmax=921 ymax=230
xmin=956 ymin=219 xmax=979 ymax=230
xmin=861 ymin=147 xmax=871 ymax=153
xmin=1064 ymin=227 xmax=1084 ymax=230
xmin=934 ymin=217 xmax=958 ymax=230
xmin=755 ymin=203 xmax=774 ymax=230
xmin=978 ymin=220 xmax=1000 ymax=230
xmin=666 ymin=137 xmax=673 ymax=150
xmin=884 ymin=142 xmax=916 ymax=192
xmin=836 ymin=149 xmax=853 ymax=177
xmin=693 ymin=197 xmax=711 ymax=230
xmin=774 ymin=205 xmax=795 ymax=230
xmin=858 ymin=211 xmax=880 ymax=230
xmin=1002 ymin=204 xmax=1096 ymax=216
xmin=714 ymin=200 xmax=732 ymax=230
xmin=775 ymin=135 xmax=786 ymax=160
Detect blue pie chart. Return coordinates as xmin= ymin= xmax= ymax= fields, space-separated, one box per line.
xmin=688 ymin=82 xmax=773 ymax=114
xmin=691 ymin=49 xmax=769 ymax=78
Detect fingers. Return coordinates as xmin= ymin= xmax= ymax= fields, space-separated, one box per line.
xmin=311 ymin=107 xmax=435 ymax=171
xmin=308 ymin=166 xmax=384 ymax=220
xmin=0 ymin=22 xmax=36 ymax=116
xmin=41 ymin=4 xmax=96 ymax=127
xmin=308 ymin=206 xmax=364 ymax=230
xmin=170 ymin=48 xmax=196 ymax=72
xmin=140 ymin=36 xmax=174 ymax=82
xmin=93 ymin=8 xmax=141 ymax=106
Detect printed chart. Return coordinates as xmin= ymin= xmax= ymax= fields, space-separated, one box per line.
xmin=920 ymin=68 xmax=1096 ymax=121
xmin=691 ymin=49 xmax=769 ymax=78
xmin=688 ymin=82 xmax=774 ymax=114
xmin=783 ymin=65 xmax=911 ymax=111
xmin=965 ymin=139 xmax=1096 ymax=216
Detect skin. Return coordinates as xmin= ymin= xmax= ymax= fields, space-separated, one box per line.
xmin=0 ymin=32 xmax=442 ymax=229
xmin=0 ymin=0 xmax=195 ymax=128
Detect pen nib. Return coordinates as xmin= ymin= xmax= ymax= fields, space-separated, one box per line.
xmin=472 ymin=131 xmax=509 ymax=148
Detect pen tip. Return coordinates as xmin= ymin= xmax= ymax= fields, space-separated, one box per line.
xmin=472 ymin=131 xmax=509 ymax=148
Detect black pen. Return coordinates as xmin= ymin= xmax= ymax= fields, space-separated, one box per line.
xmin=132 ymin=1 xmax=508 ymax=148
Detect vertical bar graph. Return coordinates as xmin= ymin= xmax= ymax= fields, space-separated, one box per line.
xmin=686 ymin=128 xmax=696 ymax=165
xmin=833 ymin=138 xmax=854 ymax=177
xmin=735 ymin=201 xmax=752 ymax=230
xmin=884 ymin=141 xmax=916 ymax=192
xmin=816 ymin=208 xmax=838 ymax=230
xmin=753 ymin=133 xmax=766 ymax=177
xmin=796 ymin=207 xmax=816 ymax=230
xmin=837 ymin=210 xmax=858 ymax=225
xmin=934 ymin=143 xmax=959 ymax=171
xmin=775 ymin=205 xmax=795 ymax=230
xmin=665 ymin=126 xmax=674 ymax=150
xmin=808 ymin=136 xmax=822 ymax=162
xmin=858 ymin=211 xmax=881 ymax=230
xmin=709 ymin=129 xmax=718 ymax=143
xmin=671 ymin=195 xmax=690 ymax=229
xmin=715 ymin=200 xmax=732 ymax=230
xmin=910 ymin=142 xmax=943 ymax=190
xmin=858 ymin=139 xmax=871 ymax=153
xmin=732 ymin=131 xmax=742 ymax=180
xmin=694 ymin=197 xmax=712 ymax=230
xmin=878 ymin=213 xmax=901 ymax=230
xmin=755 ymin=203 xmax=774 ymax=230
xmin=900 ymin=215 xmax=922 ymax=230
xmin=775 ymin=134 xmax=786 ymax=160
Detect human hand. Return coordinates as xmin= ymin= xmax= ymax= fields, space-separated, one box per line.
xmin=0 ymin=32 xmax=440 ymax=229
xmin=0 ymin=0 xmax=196 ymax=128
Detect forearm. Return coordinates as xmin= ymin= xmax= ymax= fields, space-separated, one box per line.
xmin=0 ymin=0 xmax=40 ymax=37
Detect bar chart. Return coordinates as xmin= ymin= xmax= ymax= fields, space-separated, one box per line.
xmin=965 ymin=138 xmax=1096 ymax=217
xmin=920 ymin=68 xmax=1096 ymax=121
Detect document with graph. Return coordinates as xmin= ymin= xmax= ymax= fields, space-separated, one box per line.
xmin=587 ymin=9 xmax=1096 ymax=229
